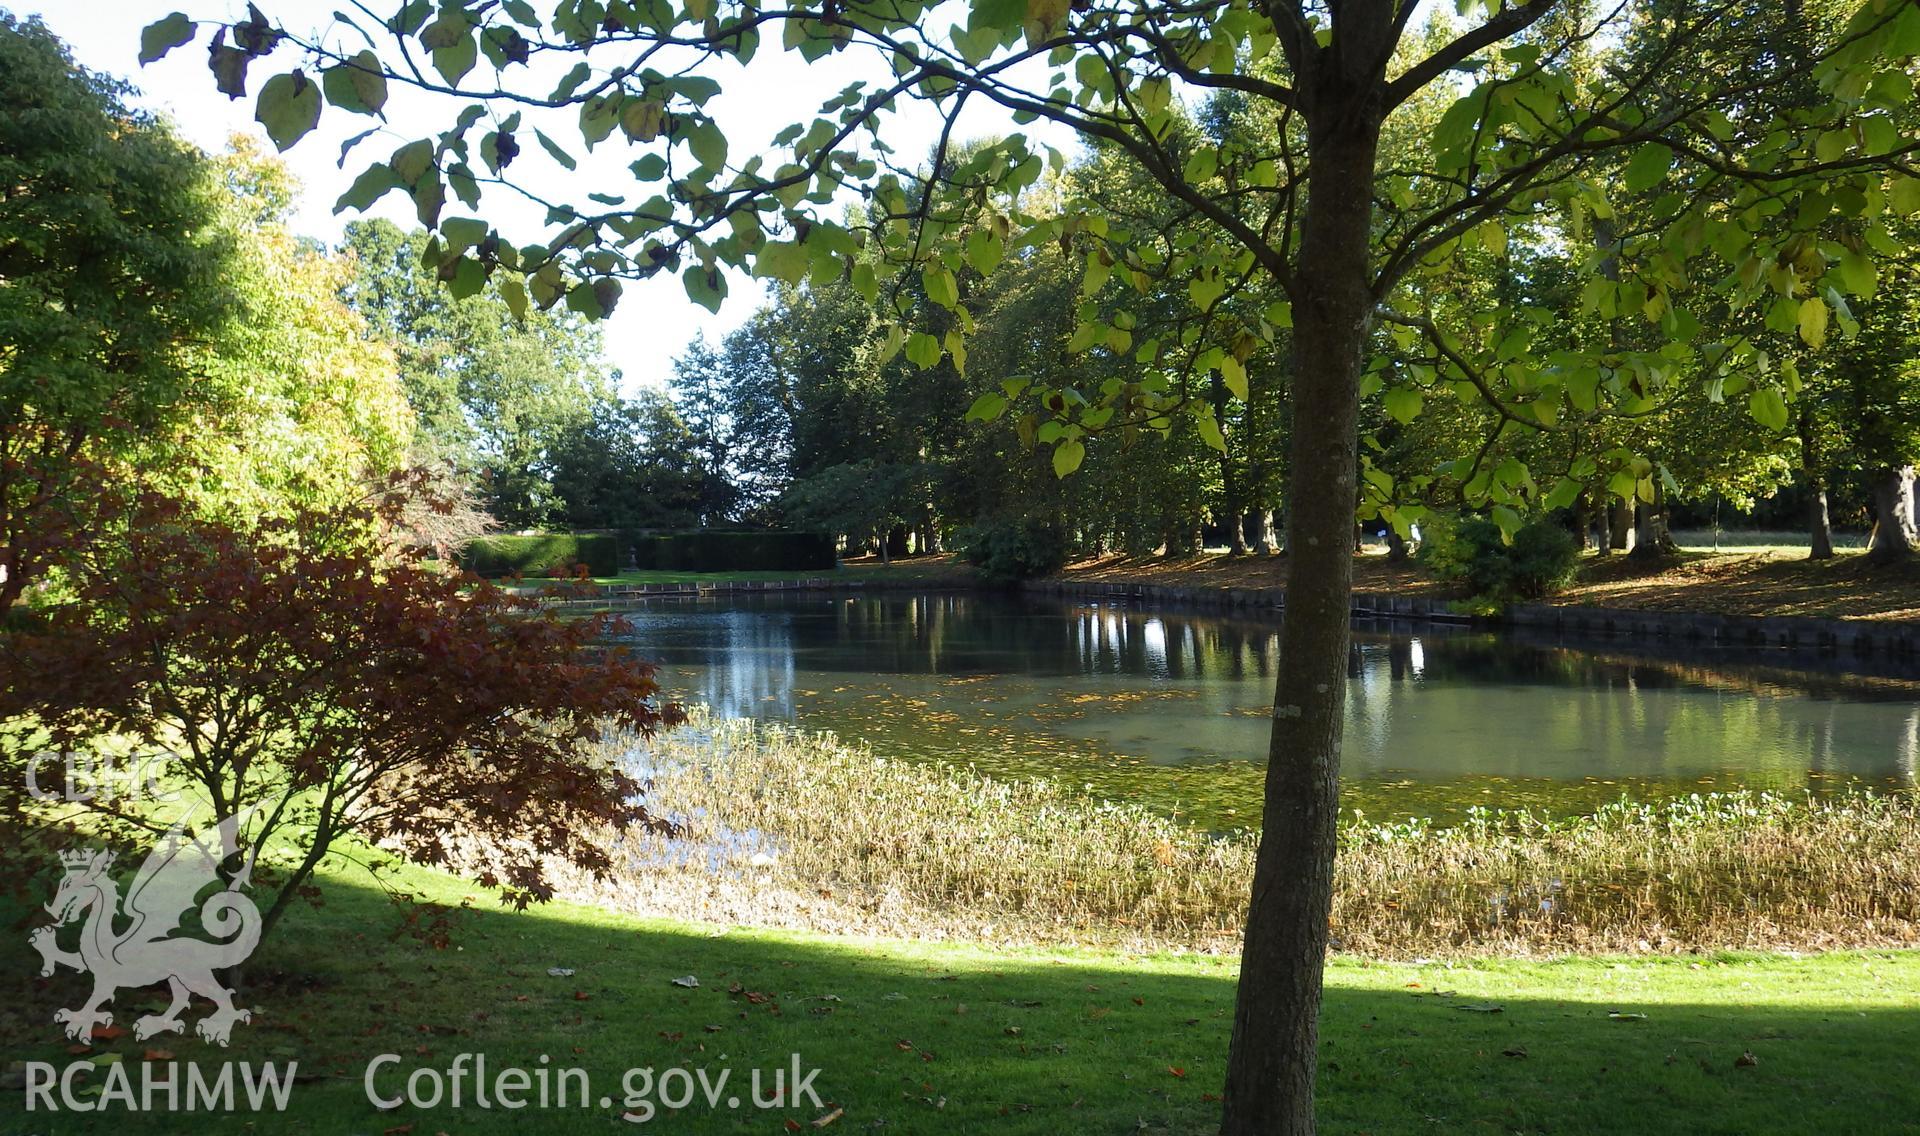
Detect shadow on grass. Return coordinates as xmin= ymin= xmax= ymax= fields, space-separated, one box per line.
xmin=5 ymin=868 xmax=1919 ymax=1135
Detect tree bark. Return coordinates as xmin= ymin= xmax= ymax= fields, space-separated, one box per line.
xmin=1629 ymin=485 xmax=1677 ymax=561
xmin=1868 ymin=464 xmax=1918 ymax=563
xmin=1253 ymin=509 xmax=1279 ymax=555
xmin=1800 ymin=416 xmax=1834 ymax=560
xmin=1607 ymin=499 xmax=1634 ymax=552
xmin=1383 ymin=525 xmax=1408 ymax=562
xmin=1220 ymin=109 xmax=1379 ymax=1136
xmin=1808 ymin=482 xmax=1835 ymax=560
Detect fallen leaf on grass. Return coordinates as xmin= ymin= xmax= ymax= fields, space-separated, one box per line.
xmin=812 ymin=1107 xmax=844 ymax=1127
xmin=546 ymin=967 xmax=575 ymax=978
xmin=1168 ymin=1066 xmax=1187 ymax=1078
xmin=1735 ymin=1051 xmax=1758 ymax=1068
xmin=670 ymin=975 xmax=700 ymax=988
xmin=1608 ymin=1012 xmax=1648 ymax=1022
xmin=1502 ymin=1047 xmax=1528 ymax=1059
xmin=1454 ymin=1003 xmax=1504 ymax=1014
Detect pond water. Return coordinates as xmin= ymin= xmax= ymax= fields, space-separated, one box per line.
xmin=608 ymin=591 xmax=1920 ymax=827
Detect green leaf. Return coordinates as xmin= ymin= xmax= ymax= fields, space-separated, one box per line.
xmin=139 ymin=13 xmax=194 ymax=64
xmin=1623 ymin=143 xmax=1674 ymax=193
xmin=1543 ymin=476 xmax=1582 ymax=511
xmin=323 ymin=51 xmax=389 ymax=115
xmin=1194 ymin=411 xmax=1226 ymax=453
xmin=905 ymin=331 xmax=942 ymax=368
xmin=1382 ymin=387 xmax=1423 ymax=424
xmin=255 ymin=71 xmax=322 ymax=151
xmin=966 ymin=230 xmax=1004 ymax=275
xmin=682 ymin=265 xmax=726 ymax=313
xmin=535 ymin=129 xmax=577 ymax=170
xmin=1836 ymin=250 xmax=1877 ymax=297
xmin=390 ymin=139 xmax=435 ymax=184
xmin=1052 ymin=438 xmax=1086 ymax=477
xmin=923 ymin=266 xmax=959 ymax=309
xmin=687 ymin=120 xmax=728 ymax=171
xmin=447 ymin=257 xmax=486 ymax=300
xmin=966 ymin=392 xmax=1008 ymax=422
xmin=1892 ymin=176 xmax=1920 ymax=216
xmin=499 ymin=273 xmax=529 ymax=321
xmin=432 ymin=33 xmax=478 ymax=85
xmin=333 ymin=162 xmax=396 ymax=213
xmin=1748 ymin=387 xmax=1789 ymax=432
xmin=441 ymin=216 xmax=488 ymax=251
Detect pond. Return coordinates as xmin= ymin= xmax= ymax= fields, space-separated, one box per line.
xmin=608 ymin=591 xmax=1920 ymax=827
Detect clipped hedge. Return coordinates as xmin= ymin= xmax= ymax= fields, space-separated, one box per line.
xmin=629 ymin=530 xmax=837 ymax=573
xmin=460 ymin=534 xmax=618 ymax=578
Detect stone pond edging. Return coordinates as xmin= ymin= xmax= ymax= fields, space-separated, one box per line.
xmin=1022 ymin=579 xmax=1920 ymax=658
xmin=1507 ymin=603 xmax=1920 ymax=657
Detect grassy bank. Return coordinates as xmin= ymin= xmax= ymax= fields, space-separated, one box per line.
xmin=581 ymin=714 xmax=1920 ymax=956
xmin=7 ymin=857 xmax=1920 ymax=1135
xmin=1059 ymin=539 xmax=1920 ymax=623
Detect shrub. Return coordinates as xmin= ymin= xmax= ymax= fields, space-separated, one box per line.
xmin=1 ymin=487 xmax=682 ymax=958
xmin=460 ymin=533 xmax=617 ymax=578
xmin=625 ymin=530 xmax=837 ymax=572
xmin=1418 ymin=514 xmax=1578 ymax=603
xmin=959 ymin=518 xmax=1070 ymax=586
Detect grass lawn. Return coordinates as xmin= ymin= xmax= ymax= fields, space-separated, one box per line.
xmin=8 ymin=860 xmax=1920 ymax=1134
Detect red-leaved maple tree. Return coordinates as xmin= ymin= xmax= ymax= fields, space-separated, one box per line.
xmin=1 ymin=480 xmax=681 ymax=945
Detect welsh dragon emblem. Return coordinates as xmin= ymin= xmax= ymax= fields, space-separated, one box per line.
xmin=30 ymin=808 xmax=263 ymax=1047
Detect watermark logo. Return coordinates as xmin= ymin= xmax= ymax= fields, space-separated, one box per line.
xmin=31 ymin=807 xmax=263 ymax=1046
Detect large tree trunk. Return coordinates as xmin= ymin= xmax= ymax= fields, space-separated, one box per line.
xmin=1868 ymin=464 xmax=1918 ymax=563
xmin=1607 ymin=499 xmax=1634 ymax=553
xmin=1808 ymin=482 xmax=1835 ymax=560
xmin=1629 ymin=484 xmax=1678 ymax=561
xmin=1220 ymin=111 xmax=1379 ymax=1136
xmin=1253 ymin=509 xmax=1280 ymax=555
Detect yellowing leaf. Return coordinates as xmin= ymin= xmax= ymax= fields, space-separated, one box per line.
xmin=255 ymin=70 xmax=322 ymax=151
xmin=1219 ymin=356 xmax=1247 ymax=401
xmin=1796 ymin=296 xmax=1828 ymax=348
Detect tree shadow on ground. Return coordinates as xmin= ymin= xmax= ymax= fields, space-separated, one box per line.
xmin=4 ymin=870 xmax=1918 ymax=1135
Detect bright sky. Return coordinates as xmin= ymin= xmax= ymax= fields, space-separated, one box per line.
xmin=31 ymin=1 xmax=1079 ymax=394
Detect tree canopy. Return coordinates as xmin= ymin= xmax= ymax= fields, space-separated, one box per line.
xmin=151 ymin=0 xmax=1920 ymax=1130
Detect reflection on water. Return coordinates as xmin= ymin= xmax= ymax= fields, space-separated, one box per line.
xmin=607 ymin=592 xmax=1920 ymax=826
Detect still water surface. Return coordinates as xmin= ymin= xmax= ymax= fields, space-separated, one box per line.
xmin=610 ymin=592 xmax=1920 ymax=825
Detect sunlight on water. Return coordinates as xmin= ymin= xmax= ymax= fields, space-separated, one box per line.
xmin=607 ymin=592 xmax=1920 ymax=827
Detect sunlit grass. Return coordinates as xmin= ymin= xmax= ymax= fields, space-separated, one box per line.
xmin=7 ymin=856 xmax=1920 ymax=1134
